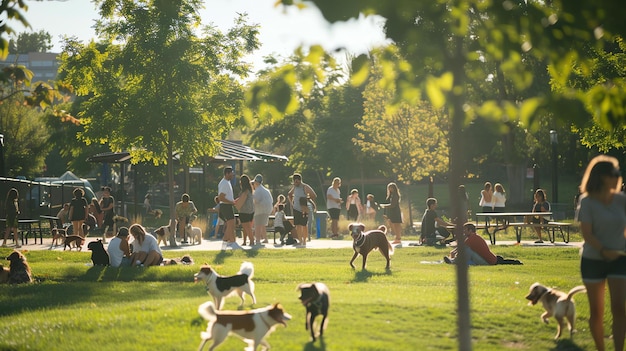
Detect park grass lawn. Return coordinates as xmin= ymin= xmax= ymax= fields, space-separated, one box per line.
xmin=0 ymin=245 xmax=605 ymax=351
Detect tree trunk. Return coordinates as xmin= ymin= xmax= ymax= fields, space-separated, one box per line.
xmin=448 ymin=35 xmax=472 ymax=351
xmin=167 ymin=142 xmax=177 ymax=247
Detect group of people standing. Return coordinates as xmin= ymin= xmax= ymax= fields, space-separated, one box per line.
xmin=216 ymin=167 xmax=276 ymax=249
xmin=327 ymin=178 xmax=403 ymax=243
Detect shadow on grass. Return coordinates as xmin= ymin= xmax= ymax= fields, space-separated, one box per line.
xmin=550 ymin=339 xmax=585 ymax=350
xmin=352 ymin=267 xmax=392 ymax=282
xmin=302 ymin=336 xmax=327 ymax=351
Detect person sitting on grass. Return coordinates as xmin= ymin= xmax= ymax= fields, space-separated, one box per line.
xmin=108 ymin=227 xmax=135 ymax=268
xmin=444 ymin=223 xmax=496 ymax=265
xmin=129 ymin=224 xmax=163 ymax=266
xmin=421 ymin=197 xmax=454 ymax=246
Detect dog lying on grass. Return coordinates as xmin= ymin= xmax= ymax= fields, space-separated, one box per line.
xmin=197 ymin=301 xmax=291 ymax=351
xmin=6 ymin=250 xmax=32 ymax=284
xmin=525 ymin=282 xmax=587 ymax=339
xmin=348 ymin=223 xmax=394 ymax=270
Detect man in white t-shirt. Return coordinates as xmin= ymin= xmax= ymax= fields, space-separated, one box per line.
xmin=252 ymin=174 xmax=273 ymax=244
xmin=218 ymin=166 xmax=238 ymax=248
xmin=326 ymin=177 xmax=342 ymax=238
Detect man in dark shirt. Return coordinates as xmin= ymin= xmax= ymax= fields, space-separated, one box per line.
xmin=421 ymin=198 xmax=454 ymax=245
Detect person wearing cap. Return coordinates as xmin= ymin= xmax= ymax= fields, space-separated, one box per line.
xmin=252 ymin=174 xmax=273 ymax=244
xmin=108 ymin=226 xmax=134 ymax=267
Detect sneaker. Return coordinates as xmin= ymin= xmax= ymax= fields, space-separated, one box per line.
xmin=228 ymin=242 xmax=242 ymax=250
xmin=15 ymin=244 xmax=21 ymax=248
xmin=534 ymin=240 xmax=544 ymax=244
xmin=443 ymin=256 xmax=453 ymax=264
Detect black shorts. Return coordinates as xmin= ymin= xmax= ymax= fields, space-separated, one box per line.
xmin=581 ymin=256 xmax=626 ymax=283
xmin=238 ymin=212 xmax=254 ymax=223
xmin=328 ymin=208 xmax=340 ymax=220
xmin=219 ymin=204 xmax=235 ymax=221
xmin=293 ymin=210 xmax=307 ymax=226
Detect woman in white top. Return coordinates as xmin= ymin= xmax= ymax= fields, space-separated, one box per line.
xmin=492 ymin=183 xmax=506 ymax=212
xmin=479 ymin=182 xmax=493 ymax=213
xmin=129 ymin=224 xmax=163 ymax=266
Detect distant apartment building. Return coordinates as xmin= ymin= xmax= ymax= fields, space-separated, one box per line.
xmin=2 ymin=52 xmax=59 ymax=84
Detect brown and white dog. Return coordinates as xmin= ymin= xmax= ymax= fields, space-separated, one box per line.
xmin=297 ymin=282 xmax=330 ymax=342
xmin=6 ymin=250 xmax=32 ymax=284
xmin=63 ymin=235 xmax=85 ymax=251
xmin=51 ymin=227 xmax=67 ymax=247
xmin=525 ymin=282 xmax=587 ymax=339
xmin=194 ymin=261 xmax=256 ymax=310
xmin=154 ymin=224 xmax=171 ymax=246
xmin=348 ymin=223 xmax=394 ymax=270
xmin=197 ymin=301 xmax=291 ymax=351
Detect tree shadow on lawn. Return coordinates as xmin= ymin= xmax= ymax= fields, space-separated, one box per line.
xmin=551 ymin=338 xmax=585 ymax=350
xmin=352 ymin=268 xmax=392 ymax=283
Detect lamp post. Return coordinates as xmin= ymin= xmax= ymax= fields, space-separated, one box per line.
xmin=550 ymin=130 xmax=558 ymax=203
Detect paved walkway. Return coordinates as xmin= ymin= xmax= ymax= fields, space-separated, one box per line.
xmin=4 ymin=235 xmax=582 ymax=252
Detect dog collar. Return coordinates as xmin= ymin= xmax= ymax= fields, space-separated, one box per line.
xmin=354 ymin=233 xmax=366 ymax=248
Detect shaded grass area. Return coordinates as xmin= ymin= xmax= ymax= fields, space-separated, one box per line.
xmin=0 ymin=246 xmax=603 ymax=351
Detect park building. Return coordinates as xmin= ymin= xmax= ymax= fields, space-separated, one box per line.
xmin=1 ymin=52 xmax=59 ymax=84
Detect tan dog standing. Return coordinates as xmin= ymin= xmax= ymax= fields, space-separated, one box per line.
xmin=525 ymin=282 xmax=587 ymax=339
xmin=348 ymin=223 xmax=394 ymax=270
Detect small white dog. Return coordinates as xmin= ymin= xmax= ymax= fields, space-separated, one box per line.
xmin=194 ymin=261 xmax=256 ymax=310
xmin=186 ymin=225 xmax=202 ymax=245
xmin=197 ymin=301 xmax=291 ymax=351
xmin=525 ymin=282 xmax=587 ymax=339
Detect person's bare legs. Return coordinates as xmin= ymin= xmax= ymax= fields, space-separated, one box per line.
xmin=297 ymin=225 xmax=307 ymax=246
xmin=223 ymin=219 xmax=235 ymax=243
xmin=585 ymin=280 xmax=606 ymax=351
xmin=391 ymin=222 xmax=402 ymax=243
xmin=331 ymin=219 xmax=338 ymax=237
xmin=608 ymin=278 xmax=626 ymax=351
xmin=534 ymin=227 xmax=544 ymax=242
xmin=143 ymin=251 xmax=163 ymax=266
xmin=242 ymin=222 xmax=254 ymax=245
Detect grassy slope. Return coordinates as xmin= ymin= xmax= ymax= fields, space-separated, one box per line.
xmin=0 ymin=245 xmax=604 ymax=351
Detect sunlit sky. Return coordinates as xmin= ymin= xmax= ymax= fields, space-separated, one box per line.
xmin=18 ymin=0 xmax=390 ymax=72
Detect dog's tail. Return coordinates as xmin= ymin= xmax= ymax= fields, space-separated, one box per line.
xmin=198 ymin=301 xmax=218 ymax=322
xmin=378 ymin=225 xmax=387 ymax=234
xmin=239 ymin=261 xmax=254 ymax=279
xmin=566 ymin=285 xmax=587 ymax=300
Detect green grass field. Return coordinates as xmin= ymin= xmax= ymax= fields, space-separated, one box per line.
xmin=0 ymin=243 xmax=610 ymax=351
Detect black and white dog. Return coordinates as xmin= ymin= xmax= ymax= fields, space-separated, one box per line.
xmin=297 ymin=282 xmax=330 ymax=342
xmin=194 ymin=261 xmax=256 ymax=310
xmin=87 ymin=240 xmax=110 ymax=266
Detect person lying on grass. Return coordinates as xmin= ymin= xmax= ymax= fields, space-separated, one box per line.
xmin=444 ymin=222 xmax=521 ymax=265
